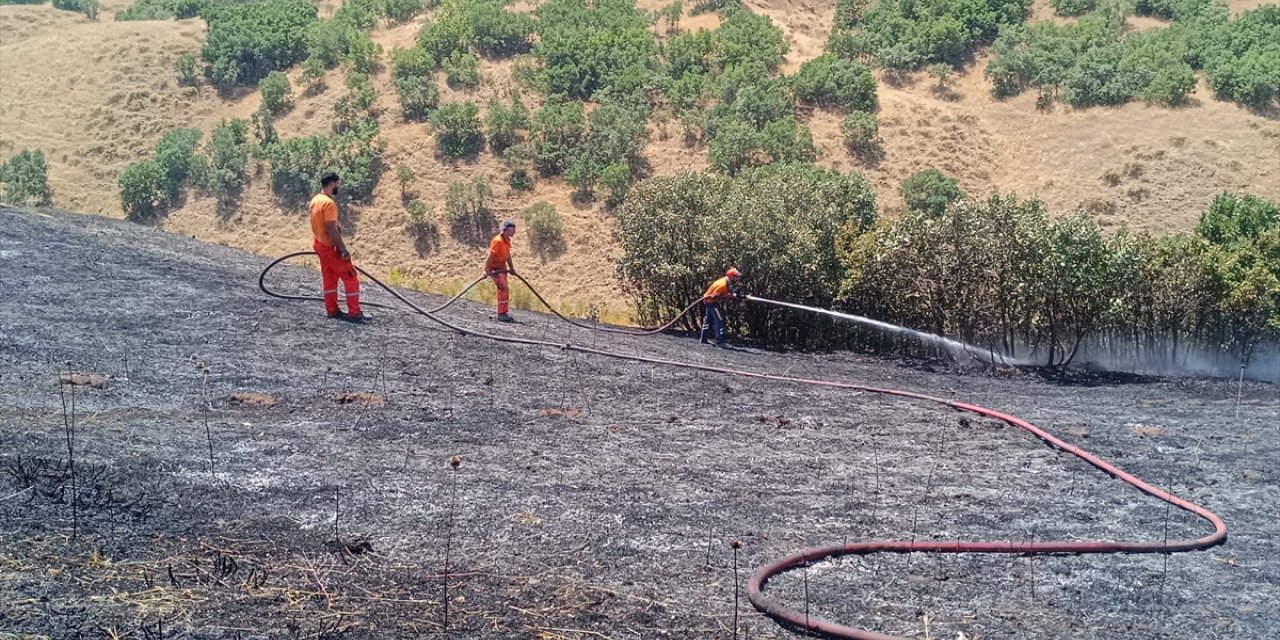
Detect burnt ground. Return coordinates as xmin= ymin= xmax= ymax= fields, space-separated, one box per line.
xmin=1 ymin=206 xmax=1277 ymax=640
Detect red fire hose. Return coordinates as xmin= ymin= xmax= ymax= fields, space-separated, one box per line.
xmin=259 ymin=255 xmax=1228 ymax=640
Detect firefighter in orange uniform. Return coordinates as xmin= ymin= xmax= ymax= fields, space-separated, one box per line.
xmin=486 ymin=220 xmax=518 ymax=322
xmin=309 ymin=172 xmax=366 ymax=323
xmin=701 ymin=268 xmax=742 ymax=346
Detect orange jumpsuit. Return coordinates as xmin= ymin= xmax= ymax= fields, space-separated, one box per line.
xmin=309 ymin=193 xmax=361 ymax=317
xmin=486 ymin=233 xmax=512 ymax=315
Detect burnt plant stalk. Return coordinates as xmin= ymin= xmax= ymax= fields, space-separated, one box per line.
xmin=59 ymin=361 xmax=78 ymax=538
xmin=443 ymin=455 xmax=461 ymax=630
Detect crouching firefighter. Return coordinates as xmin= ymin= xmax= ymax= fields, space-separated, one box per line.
xmin=700 ymin=268 xmax=743 ymax=346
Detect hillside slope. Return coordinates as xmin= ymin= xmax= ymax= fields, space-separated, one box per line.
xmin=2 ymin=0 xmax=1278 ymax=316
xmin=4 ymin=205 xmax=1280 ymax=639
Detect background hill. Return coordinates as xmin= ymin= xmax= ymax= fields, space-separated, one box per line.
xmin=1 ymin=0 xmax=1278 ymax=318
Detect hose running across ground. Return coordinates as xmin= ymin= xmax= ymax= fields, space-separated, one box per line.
xmin=259 ymin=253 xmax=1228 ymax=640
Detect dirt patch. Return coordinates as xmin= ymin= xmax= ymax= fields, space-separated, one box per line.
xmin=335 ymin=391 xmax=385 ymax=405
xmin=57 ymin=372 xmax=109 ymax=388
xmin=229 ymin=391 xmax=280 ymax=407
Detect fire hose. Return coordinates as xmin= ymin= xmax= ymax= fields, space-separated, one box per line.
xmin=259 ymin=253 xmax=1228 ymax=640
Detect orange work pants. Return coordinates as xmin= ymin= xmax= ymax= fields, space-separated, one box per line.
xmin=490 ymin=272 xmax=509 ymax=315
xmin=315 ymin=240 xmax=361 ymax=316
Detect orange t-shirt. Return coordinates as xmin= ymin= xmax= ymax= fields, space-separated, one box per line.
xmin=309 ymin=193 xmax=339 ymax=246
xmin=703 ymin=276 xmax=733 ymax=302
xmin=486 ymin=234 xmax=511 ymax=272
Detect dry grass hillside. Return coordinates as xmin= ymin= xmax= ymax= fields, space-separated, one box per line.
xmin=2 ymin=0 xmax=1278 ymax=317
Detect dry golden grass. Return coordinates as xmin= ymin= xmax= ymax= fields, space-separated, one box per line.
xmin=2 ymin=0 xmax=1277 ymax=317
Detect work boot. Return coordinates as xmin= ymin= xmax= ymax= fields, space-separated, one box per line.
xmin=327 ymin=311 xmax=347 ymax=320
xmin=497 ymin=313 xmax=515 ymax=323
xmin=345 ymin=312 xmax=370 ymax=324
xmin=700 ymin=338 xmax=709 ymax=344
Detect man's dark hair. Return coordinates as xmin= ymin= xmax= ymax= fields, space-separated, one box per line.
xmin=320 ymin=172 xmax=340 ymax=187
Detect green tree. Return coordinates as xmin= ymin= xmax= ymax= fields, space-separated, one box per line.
xmin=259 ymin=71 xmax=294 ymax=116
xmin=0 ymin=149 xmax=52 ymax=206
xmin=174 ymin=53 xmax=200 ymax=87
xmin=444 ymin=176 xmax=495 ymax=245
xmin=383 ymin=0 xmax=423 ymax=24
xmin=444 ymin=50 xmax=481 ymax=88
xmin=201 ymin=0 xmax=318 ymax=89
xmin=840 ymin=111 xmax=883 ymax=160
xmin=900 ymin=168 xmax=964 ymax=218
xmin=431 ymin=101 xmax=484 ymax=158
xmin=119 ymin=160 xmax=170 ymax=222
xmin=791 ymin=54 xmax=878 ymax=112
xmin=154 ymin=127 xmax=203 ymax=201
xmin=1197 ymin=193 xmax=1280 ymax=245
xmin=530 ymin=100 xmax=586 ymax=176
xmin=486 ymin=96 xmax=530 ymax=154
xmin=617 ymin=164 xmax=876 ymax=347
xmin=523 ymin=200 xmax=565 ymax=255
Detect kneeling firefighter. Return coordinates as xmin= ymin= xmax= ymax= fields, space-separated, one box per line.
xmin=700 ymin=268 xmax=743 ymax=346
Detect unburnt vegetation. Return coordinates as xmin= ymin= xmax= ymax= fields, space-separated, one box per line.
xmin=86 ymin=0 xmax=1278 ymax=368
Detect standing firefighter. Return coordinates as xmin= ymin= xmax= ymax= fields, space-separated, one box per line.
xmin=309 ymin=172 xmax=366 ymax=323
xmin=486 ymin=220 xmax=518 ymax=322
xmin=701 ymin=268 xmax=743 ymax=346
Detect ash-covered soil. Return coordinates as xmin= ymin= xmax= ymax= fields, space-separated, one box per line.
xmin=1 ymin=207 xmax=1277 ymax=640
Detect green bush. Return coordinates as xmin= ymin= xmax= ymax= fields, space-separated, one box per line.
xmin=259 ymin=71 xmax=293 ymax=116
xmin=115 ymin=0 xmax=176 ymax=21
xmin=1197 ymin=193 xmax=1280 ymax=246
xmin=988 ymin=4 xmax=1280 ymax=110
xmin=261 ymin=127 xmax=384 ymax=205
xmin=0 ymin=149 xmax=52 ymax=207
xmin=840 ymin=111 xmax=883 ymax=160
xmin=599 ymin=162 xmax=632 ymax=207
xmin=420 ymin=0 xmax=534 ymax=62
xmin=522 ymin=201 xmax=564 ymax=254
xmin=201 ymin=0 xmax=317 ymax=89
xmin=485 ymin=97 xmax=530 ymax=154
xmin=52 ymin=0 xmax=98 ymax=18
xmin=837 ymin=190 xmax=1280 ymax=367
xmin=444 ymin=176 xmax=494 ymax=245
xmin=664 ymin=28 xmax=716 ymax=80
xmin=530 ymin=100 xmax=587 ymax=176
xmin=406 ymin=198 xmax=439 ymax=254
xmin=503 ymin=143 xmax=536 ymax=190
xmin=382 ymin=0 xmax=422 ymax=24
xmin=791 ymin=54 xmax=877 ymax=111
xmin=345 ymin=31 xmax=383 ymax=74
xmin=444 ymin=50 xmax=480 ymax=88
xmin=392 ymin=47 xmax=438 ymax=120
xmin=193 ymin=118 xmax=249 ymax=203
xmin=617 ymin=164 xmax=876 ymax=347
xmin=1050 ymin=0 xmax=1095 ymax=16
xmin=154 ymin=127 xmax=203 ymax=201
xmin=900 ymin=168 xmax=964 ymax=218
xmin=712 ymin=10 xmax=788 ymax=71
xmin=534 ymin=0 xmax=658 ymax=99
xmin=708 ymin=115 xmax=815 ymax=175
xmin=565 ymin=98 xmax=649 ymax=195
xmin=430 ymin=101 xmax=484 ymax=158
xmin=119 ymin=160 xmax=171 ymax=222
xmin=837 ymin=0 xmax=1027 ymax=70
xmin=174 ymin=53 xmax=200 ymax=87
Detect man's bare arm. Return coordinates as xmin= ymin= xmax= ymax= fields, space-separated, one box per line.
xmin=325 ymin=221 xmax=348 ymax=257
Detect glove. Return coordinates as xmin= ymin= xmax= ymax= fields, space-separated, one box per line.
xmin=733 ymin=292 xmax=745 ymax=301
